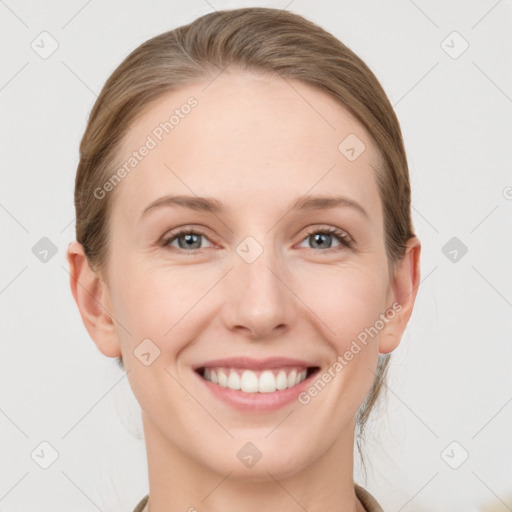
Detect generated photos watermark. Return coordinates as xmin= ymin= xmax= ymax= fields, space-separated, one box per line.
xmin=93 ymin=96 xmax=198 ymax=200
xmin=297 ymin=301 xmax=402 ymax=405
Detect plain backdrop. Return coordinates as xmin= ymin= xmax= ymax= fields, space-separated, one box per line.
xmin=1 ymin=1 xmax=511 ymax=511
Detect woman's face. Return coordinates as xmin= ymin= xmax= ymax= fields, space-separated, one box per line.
xmin=83 ymin=70 xmax=418 ymax=479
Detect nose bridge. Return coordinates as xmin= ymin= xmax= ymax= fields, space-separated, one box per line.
xmin=223 ymin=234 xmax=293 ymax=336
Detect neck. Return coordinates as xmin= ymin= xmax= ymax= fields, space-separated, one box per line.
xmin=142 ymin=413 xmax=364 ymax=512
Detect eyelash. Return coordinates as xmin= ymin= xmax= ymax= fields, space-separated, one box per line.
xmin=160 ymin=226 xmax=353 ymax=253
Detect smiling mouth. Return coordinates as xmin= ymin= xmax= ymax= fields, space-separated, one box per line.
xmin=196 ymin=366 xmax=320 ymax=394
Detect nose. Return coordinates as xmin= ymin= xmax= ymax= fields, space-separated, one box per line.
xmin=220 ymin=242 xmax=296 ymax=340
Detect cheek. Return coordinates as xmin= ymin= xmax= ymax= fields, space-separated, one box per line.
xmin=109 ymin=266 xmax=202 ymax=406
xmin=109 ymin=260 xmax=212 ymax=352
xmin=299 ymin=269 xmax=386 ymax=409
xmin=301 ymin=264 xmax=388 ymax=344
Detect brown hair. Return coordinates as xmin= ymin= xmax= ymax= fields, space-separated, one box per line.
xmin=74 ymin=7 xmax=415 ymax=480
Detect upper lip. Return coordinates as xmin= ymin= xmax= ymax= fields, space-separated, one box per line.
xmin=193 ymin=356 xmax=319 ymax=371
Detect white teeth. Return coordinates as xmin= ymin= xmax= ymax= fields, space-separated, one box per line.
xmin=258 ymin=370 xmax=275 ymax=393
xmin=227 ymin=371 xmax=241 ymax=390
xmin=201 ymin=367 xmax=309 ymax=393
xmin=241 ymin=370 xmax=259 ymax=392
xmin=218 ymin=369 xmax=228 ymax=387
xmin=276 ymin=370 xmax=288 ymax=390
xmin=287 ymin=369 xmax=297 ymax=388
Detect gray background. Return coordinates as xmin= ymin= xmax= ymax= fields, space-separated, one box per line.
xmin=1 ymin=1 xmax=511 ymax=511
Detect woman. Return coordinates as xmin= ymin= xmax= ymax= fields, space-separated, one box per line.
xmin=67 ymin=7 xmax=421 ymax=512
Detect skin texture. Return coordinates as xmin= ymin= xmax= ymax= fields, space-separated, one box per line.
xmin=68 ymin=70 xmax=421 ymax=512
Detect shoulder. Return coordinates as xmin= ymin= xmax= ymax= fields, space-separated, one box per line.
xmin=355 ymin=484 xmax=385 ymax=512
xmin=133 ymin=487 xmax=383 ymax=512
xmin=132 ymin=494 xmax=149 ymax=512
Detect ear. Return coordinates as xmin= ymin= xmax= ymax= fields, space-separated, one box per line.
xmin=66 ymin=241 xmax=121 ymax=358
xmin=379 ymin=236 xmax=421 ymax=354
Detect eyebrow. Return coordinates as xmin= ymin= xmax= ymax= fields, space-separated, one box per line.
xmin=140 ymin=193 xmax=369 ymax=220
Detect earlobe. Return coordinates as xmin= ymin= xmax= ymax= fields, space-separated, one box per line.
xmin=66 ymin=241 xmax=122 ymax=358
xmin=378 ymin=236 xmax=421 ymax=354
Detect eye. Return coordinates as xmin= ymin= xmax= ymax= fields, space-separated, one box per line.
xmin=161 ymin=228 xmax=213 ymax=252
xmin=298 ymin=226 xmax=353 ymax=251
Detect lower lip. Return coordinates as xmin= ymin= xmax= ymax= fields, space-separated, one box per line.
xmin=195 ymin=369 xmax=318 ymax=412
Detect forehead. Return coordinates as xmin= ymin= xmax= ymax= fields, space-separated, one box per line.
xmin=111 ymin=70 xmax=383 ymax=224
